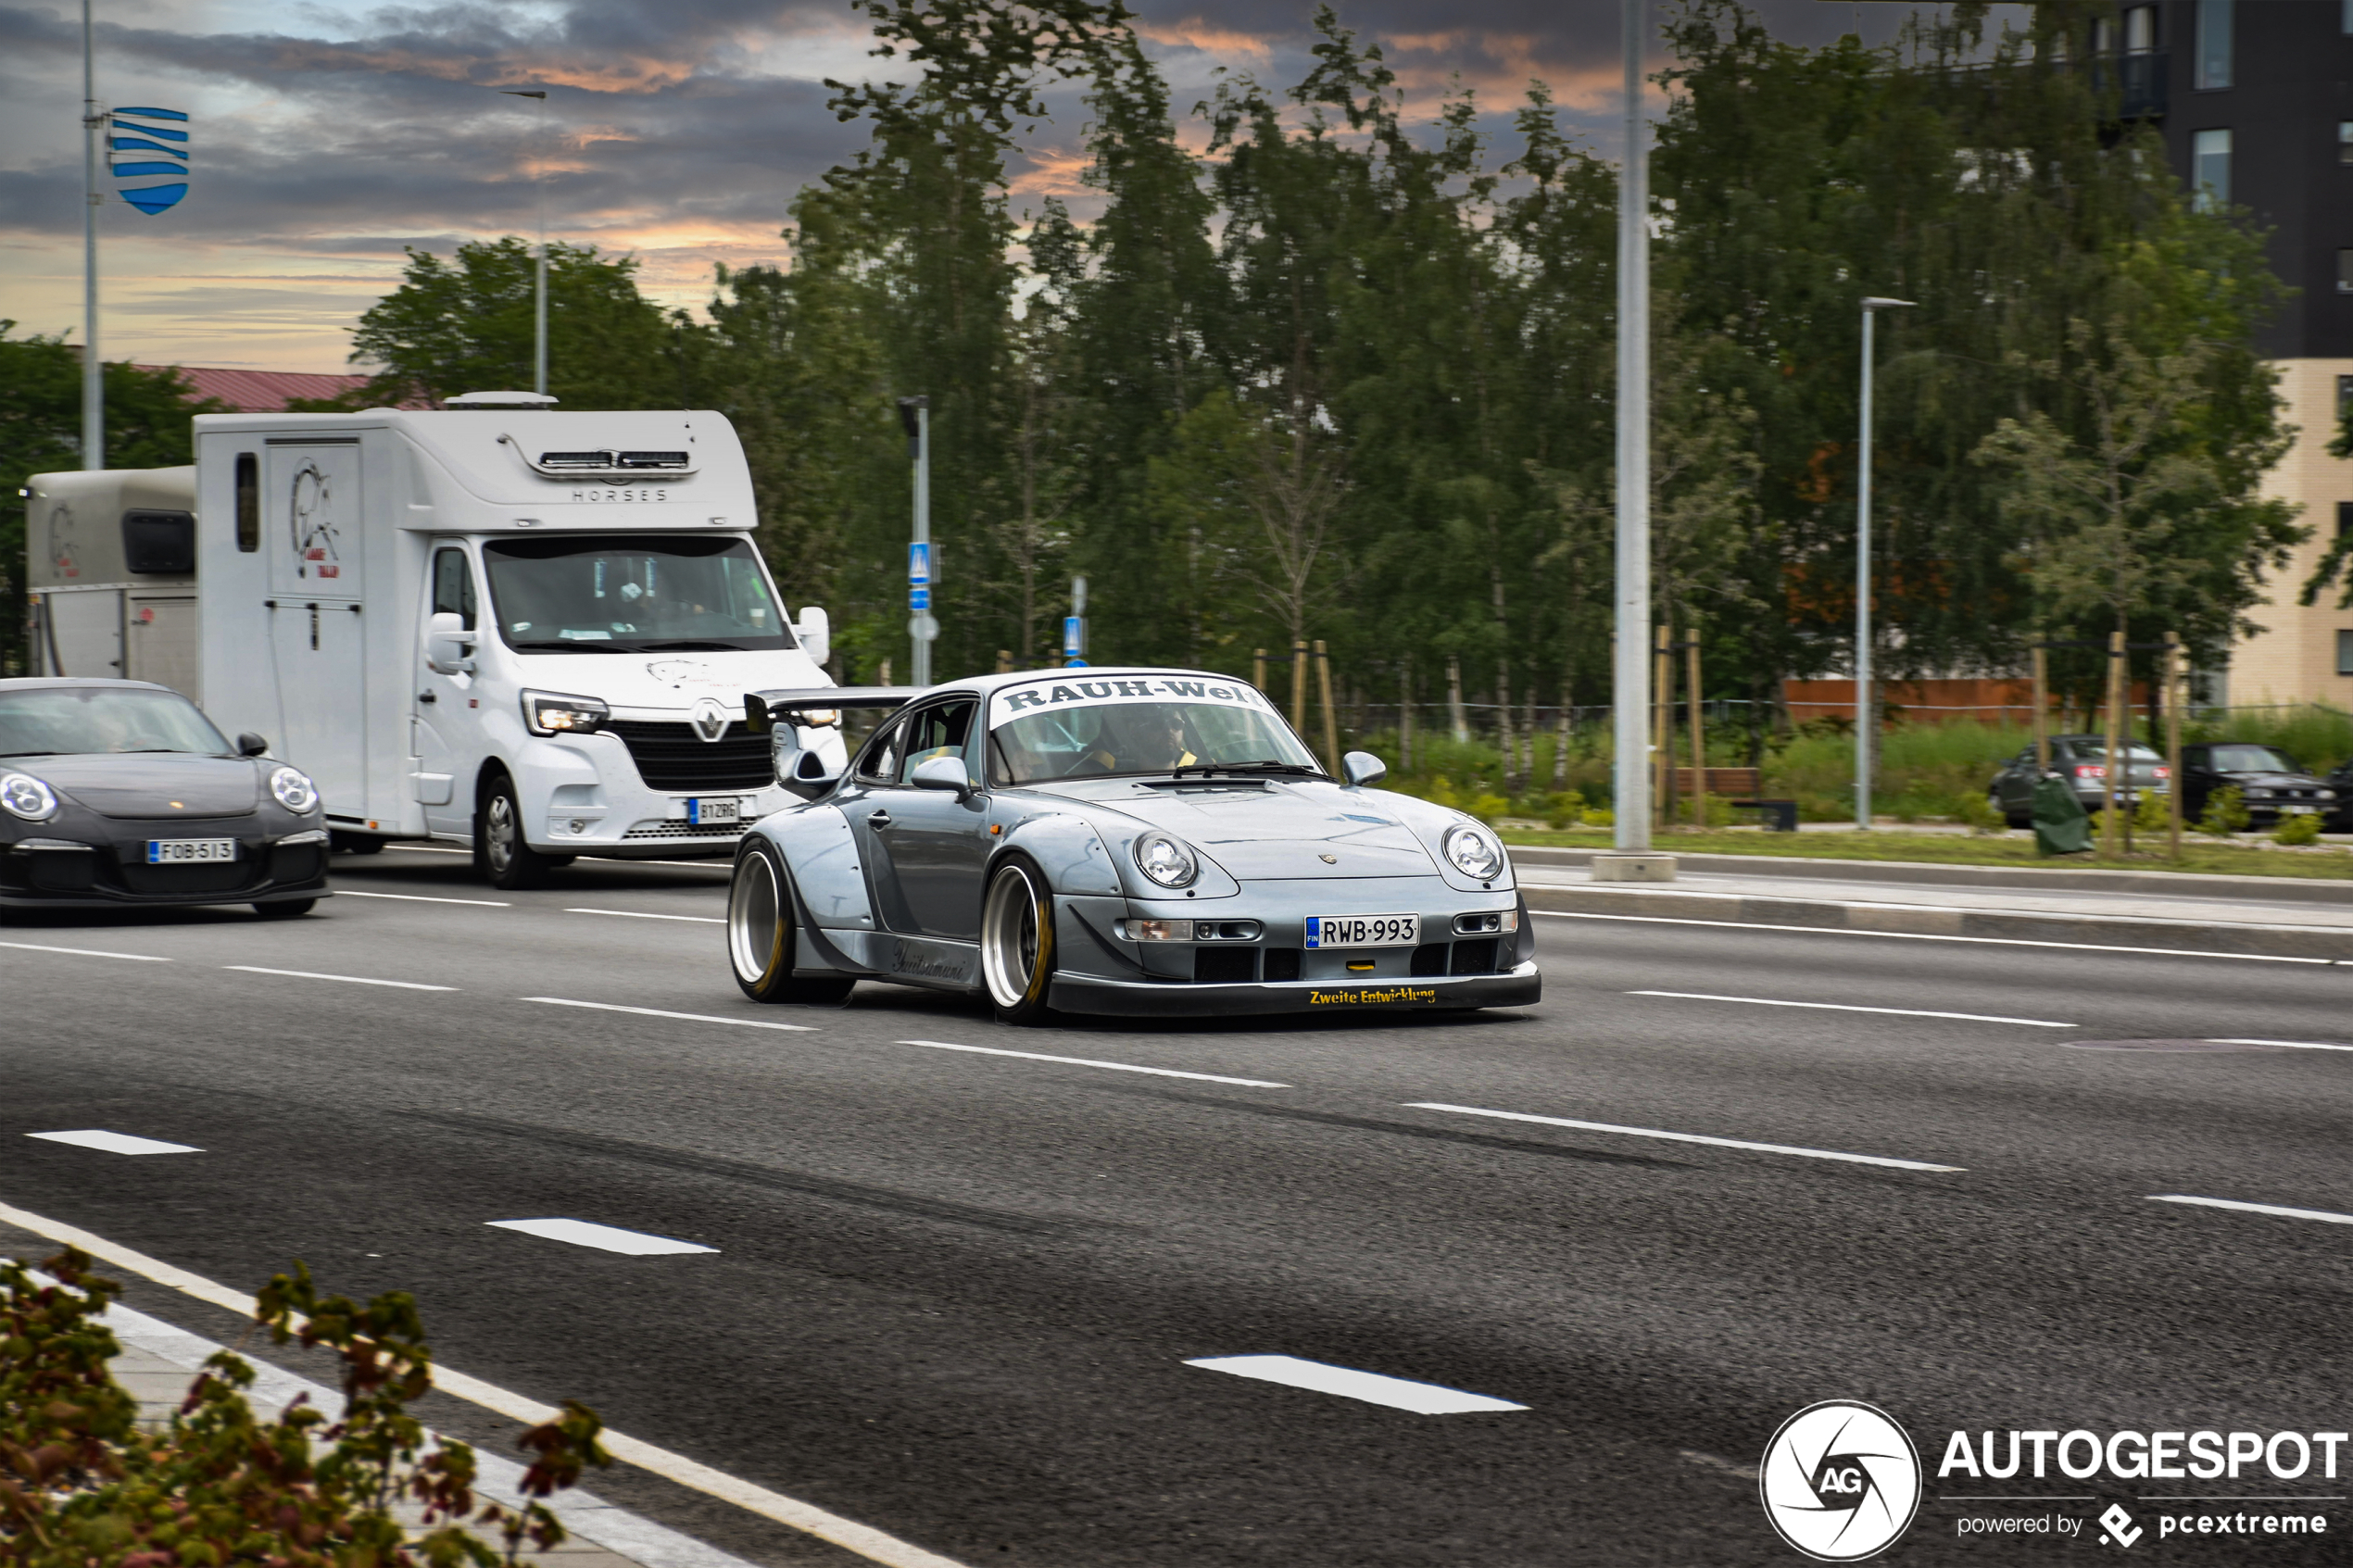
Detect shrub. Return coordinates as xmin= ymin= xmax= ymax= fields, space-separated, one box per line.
xmin=2133 ymin=790 xmax=2172 ymax=834
xmin=2275 ymin=811 xmax=2323 ymax=847
xmin=1543 ymin=790 xmax=1587 ymax=831
xmin=1579 ymin=808 xmax=1615 ymax=828
xmin=2198 ymin=785 xmax=2250 ymax=837
xmin=1952 ymin=790 xmax=2004 ymax=835
xmin=1465 ymin=792 xmax=1510 ymax=825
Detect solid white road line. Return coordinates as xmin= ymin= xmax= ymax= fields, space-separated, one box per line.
xmin=0 ymin=1197 xmax=974 ymax=1568
xmin=223 ymin=965 xmax=455 ymax=991
xmin=1532 ymin=909 xmax=2333 ymax=963
xmin=487 ymin=1218 xmax=719 ymax=1256
xmin=523 ymin=997 xmax=818 ymax=1032
xmin=1185 ymin=1355 xmax=1529 ymax=1414
xmin=383 ymin=846 xmax=730 ymax=872
xmin=2210 ymin=1037 xmax=2353 ymax=1053
xmin=27 ymin=1130 xmax=200 ymax=1156
xmin=340 ymin=890 xmax=511 ymax=907
xmin=0 ymin=940 xmax=170 ymax=961
xmin=2148 ymin=1195 xmax=2353 ymax=1226
xmin=1406 ymin=1102 xmax=1967 ymax=1173
xmin=898 ymin=1038 xmax=1290 ymax=1088
xmin=1629 ymin=989 xmax=2077 ymax=1028
xmin=565 ymin=908 xmax=725 ymax=924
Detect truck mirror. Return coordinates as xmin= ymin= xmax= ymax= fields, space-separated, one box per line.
xmin=794 ymin=605 xmax=830 ymax=666
xmin=237 ymin=732 xmax=270 ymax=757
xmin=425 ymin=609 xmax=477 ymax=675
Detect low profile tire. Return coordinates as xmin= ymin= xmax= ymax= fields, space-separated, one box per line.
xmin=475 ymin=771 xmax=558 ymax=890
xmin=980 ymin=857 xmax=1058 ymax=1026
xmin=728 ymin=838 xmax=855 ymax=1005
xmin=253 ymin=899 xmax=315 ymax=919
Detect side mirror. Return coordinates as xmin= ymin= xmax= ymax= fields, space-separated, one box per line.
xmin=236 ymin=732 xmax=270 ymax=757
xmin=1340 ymin=750 xmax=1388 ymax=788
xmin=911 ymin=754 xmax=973 ymax=797
xmin=794 ymin=605 xmax=831 ymax=668
xmin=425 ymin=610 xmax=477 ymax=675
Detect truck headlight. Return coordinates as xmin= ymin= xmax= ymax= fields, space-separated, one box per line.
xmin=1443 ymin=822 xmax=1503 ymax=879
xmin=269 ymin=767 xmax=319 ymax=812
xmin=1134 ymin=831 xmax=1198 ymax=888
xmin=523 ymin=690 xmax=610 ymax=735
xmin=0 ymin=772 xmax=59 ymax=822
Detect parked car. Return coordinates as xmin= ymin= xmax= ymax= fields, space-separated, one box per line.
xmin=0 ymin=677 xmax=329 ymax=917
xmin=725 ymin=669 xmax=1538 ymax=1022
xmin=1986 ymin=734 xmax=2169 ymax=829
xmin=2179 ymin=743 xmax=2337 ymax=830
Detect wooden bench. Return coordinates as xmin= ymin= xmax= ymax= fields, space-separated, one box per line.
xmin=1669 ymin=767 xmax=1799 ymax=832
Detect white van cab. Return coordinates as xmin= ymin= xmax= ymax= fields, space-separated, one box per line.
xmin=27 ymin=399 xmax=844 ymax=888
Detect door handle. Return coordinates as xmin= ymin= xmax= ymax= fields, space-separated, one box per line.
xmin=419 ymin=690 xmax=436 ymax=703
xmin=869 ymin=810 xmax=893 ymax=828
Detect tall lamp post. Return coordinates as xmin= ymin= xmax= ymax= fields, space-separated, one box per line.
xmin=499 ymin=89 xmax=549 ymax=397
xmin=1853 ymin=295 xmax=1914 ymax=831
xmin=898 ymin=396 xmax=935 ymax=685
xmin=81 ymin=0 xmax=103 ymax=470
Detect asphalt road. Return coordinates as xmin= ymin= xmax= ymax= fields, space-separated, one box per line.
xmin=6 ymin=847 xmax=2353 ymax=1565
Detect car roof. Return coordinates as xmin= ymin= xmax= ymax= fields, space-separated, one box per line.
xmin=907 ymin=667 xmax=1265 ymax=703
xmin=0 ymin=677 xmax=179 ymax=694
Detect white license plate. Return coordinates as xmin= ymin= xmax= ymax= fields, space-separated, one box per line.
xmin=686 ymin=797 xmax=742 ymax=825
xmin=147 ymin=838 xmax=235 ymax=863
xmin=2279 ymin=803 xmax=2320 ymax=815
xmin=1306 ymin=913 xmax=1419 ymax=949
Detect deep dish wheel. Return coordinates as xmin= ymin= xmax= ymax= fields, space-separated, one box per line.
xmin=729 ymin=838 xmax=854 ymax=1005
xmin=980 ymin=858 xmax=1057 ymax=1025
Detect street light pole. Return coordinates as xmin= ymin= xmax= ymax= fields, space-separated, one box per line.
xmin=81 ymin=0 xmax=103 ymax=470
xmin=500 ymin=89 xmax=549 ymax=397
xmin=899 ymin=396 xmax=935 ymax=685
xmin=1854 ymin=296 xmax=1914 ymax=831
xmin=1607 ymin=0 xmax=1656 ymax=869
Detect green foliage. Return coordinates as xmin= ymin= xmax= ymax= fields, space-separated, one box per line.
xmin=1953 ymin=789 xmax=2005 ymax=835
xmin=0 ymin=1248 xmax=607 ymax=1568
xmin=2275 ymin=810 xmax=2322 ymax=847
xmin=2133 ymin=789 xmax=2172 ymax=834
xmin=2199 ymin=784 xmax=2250 ymax=836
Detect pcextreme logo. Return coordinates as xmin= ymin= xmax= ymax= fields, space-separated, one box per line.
xmin=1760 ymin=1400 xmax=1924 ymax=1562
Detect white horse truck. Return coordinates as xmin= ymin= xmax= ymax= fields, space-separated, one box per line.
xmin=25 ymin=401 xmax=842 ymax=887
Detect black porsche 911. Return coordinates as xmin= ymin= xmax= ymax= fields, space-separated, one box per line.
xmin=0 ymin=678 xmax=330 ymax=917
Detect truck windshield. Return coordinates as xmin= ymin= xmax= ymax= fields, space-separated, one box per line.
xmin=0 ymin=685 xmax=232 ymax=757
xmin=483 ymin=534 xmax=794 ymax=653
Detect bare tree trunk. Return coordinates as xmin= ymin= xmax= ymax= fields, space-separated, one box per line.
xmin=1446 ymin=657 xmax=1468 ymax=745
xmin=1400 ymin=658 xmax=1416 ymax=773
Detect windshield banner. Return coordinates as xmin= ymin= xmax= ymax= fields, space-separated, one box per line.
xmin=988 ymin=674 xmax=1273 ymax=728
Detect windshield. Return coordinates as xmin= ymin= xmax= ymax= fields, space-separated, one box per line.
xmin=2210 ymin=745 xmax=2300 ymax=773
xmin=0 ymin=685 xmax=231 ymax=757
xmin=483 ymin=534 xmax=793 ymax=652
xmin=986 ymin=676 xmax=1320 ymax=784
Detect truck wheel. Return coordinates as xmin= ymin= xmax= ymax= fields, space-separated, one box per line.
xmin=980 ymin=857 xmax=1059 ymax=1026
xmin=728 ymin=838 xmax=854 ymax=1004
xmin=476 ymin=773 xmax=557 ymax=890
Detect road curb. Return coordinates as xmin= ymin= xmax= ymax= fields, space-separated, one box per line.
xmin=1506 ymin=846 xmax=2353 ymax=906
xmin=1520 ymin=883 xmax=2353 ymax=961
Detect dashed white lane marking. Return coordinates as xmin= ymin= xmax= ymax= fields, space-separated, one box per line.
xmin=0 ymin=1197 xmax=970 ymax=1568
xmin=0 ymin=940 xmax=170 ymax=961
xmin=1532 ymin=909 xmax=2333 ymax=964
xmin=522 ymin=997 xmax=818 ymax=1032
xmin=565 ymin=908 xmax=725 ymax=923
xmin=898 ymin=1038 xmax=1290 ymax=1087
xmin=341 ymin=890 xmax=511 ymax=907
xmin=1629 ymin=989 xmax=2077 ymax=1028
xmin=27 ymin=1130 xmax=200 ymax=1156
xmin=1406 ymin=1102 xmax=1967 ymax=1173
xmin=2148 ymin=1195 xmax=2353 ymax=1226
xmin=2210 ymin=1037 xmax=2353 ymax=1053
xmin=487 ymin=1218 xmax=720 ymax=1256
xmin=223 ymin=965 xmax=455 ymax=991
xmin=1185 ymin=1355 xmax=1529 ymax=1414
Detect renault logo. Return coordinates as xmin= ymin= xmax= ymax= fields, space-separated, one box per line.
xmin=691 ymin=697 xmax=732 ymax=743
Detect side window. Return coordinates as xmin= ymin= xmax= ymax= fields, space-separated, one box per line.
xmin=898 ymin=700 xmax=976 ymax=784
xmin=856 ymin=717 xmax=908 ymax=784
xmin=431 ymin=547 xmax=477 ymax=630
xmin=234 ymin=453 xmax=259 ymax=552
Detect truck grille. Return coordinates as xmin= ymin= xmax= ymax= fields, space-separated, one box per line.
xmin=607 ymin=721 xmax=774 ymax=792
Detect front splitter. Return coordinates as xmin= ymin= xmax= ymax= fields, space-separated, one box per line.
xmin=1050 ymin=963 xmax=1540 ymax=1017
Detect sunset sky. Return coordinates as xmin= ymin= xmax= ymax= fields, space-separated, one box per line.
xmin=0 ymin=1 xmax=1997 ymax=375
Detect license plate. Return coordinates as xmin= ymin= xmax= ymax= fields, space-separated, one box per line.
xmin=2279 ymin=803 xmax=2319 ymax=815
xmin=686 ymin=797 xmax=741 ymax=825
xmin=1305 ymin=913 xmax=1419 ymax=949
xmin=147 ymin=838 xmax=235 ymax=863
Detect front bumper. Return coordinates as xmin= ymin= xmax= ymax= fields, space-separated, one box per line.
xmin=510 ymin=734 xmax=793 ymax=859
xmin=0 ymin=823 xmax=330 ymax=909
xmin=1051 ymin=962 xmax=1541 ymax=1016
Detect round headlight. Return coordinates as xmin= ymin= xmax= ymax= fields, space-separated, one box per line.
xmin=0 ymin=771 xmax=59 ymax=822
xmin=1443 ymin=822 xmax=1503 ymax=880
xmin=270 ymin=766 xmax=319 ymax=813
xmin=1134 ymin=831 xmax=1199 ymax=888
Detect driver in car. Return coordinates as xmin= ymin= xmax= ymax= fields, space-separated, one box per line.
xmin=1079 ymin=707 xmax=1200 ymax=773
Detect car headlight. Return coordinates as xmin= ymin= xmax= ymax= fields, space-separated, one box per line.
xmin=1134 ymin=831 xmax=1199 ymax=888
xmin=522 ymin=689 xmax=610 ymax=735
xmin=269 ymin=766 xmax=319 ymax=813
xmin=1443 ymin=822 xmax=1504 ymax=880
xmin=0 ymin=771 xmax=59 ymax=822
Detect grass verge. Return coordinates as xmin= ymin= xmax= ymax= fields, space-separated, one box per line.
xmin=1497 ymin=827 xmax=2353 ymax=882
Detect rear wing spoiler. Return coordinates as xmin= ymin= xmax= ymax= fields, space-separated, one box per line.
xmin=743 ymin=686 xmax=926 ymax=734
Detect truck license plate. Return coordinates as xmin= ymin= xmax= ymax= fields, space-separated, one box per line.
xmin=147 ymin=838 xmax=235 ymax=863
xmin=686 ymin=797 xmax=742 ymax=825
xmin=1305 ymin=913 xmax=1419 ymax=949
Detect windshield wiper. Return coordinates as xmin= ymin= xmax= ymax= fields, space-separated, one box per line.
xmin=1171 ymin=759 xmax=1327 ymax=779
xmin=632 ymin=640 xmax=750 ymax=652
xmin=508 ymin=639 xmax=626 ymax=653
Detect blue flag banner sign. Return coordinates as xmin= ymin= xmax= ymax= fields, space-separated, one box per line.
xmin=110 ymin=107 xmax=188 ymax=214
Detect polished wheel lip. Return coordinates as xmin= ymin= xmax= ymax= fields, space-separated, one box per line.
xmin=729 ymin=849 xmax=783 ymax=984
xmin=980 ymin=866 xmax=1040 ymax=1008
xmin=484 ymin=791 xmax=519 ymax=875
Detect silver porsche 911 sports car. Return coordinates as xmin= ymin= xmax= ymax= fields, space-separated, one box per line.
xmin=725 ymin=667 xmax=1537 ymax=1022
